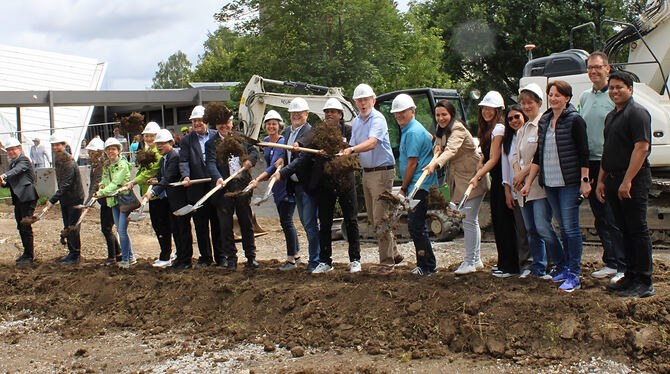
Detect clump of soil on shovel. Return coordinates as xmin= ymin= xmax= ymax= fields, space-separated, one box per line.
xmin=203 ymin=102 xmax=233 ymax=126
xmin=310 ymin=120 xmax=360 ymax=175
xmin=216 ymin=134 xmax=248 ymax=166
xmin=427 ymin=185 xmax=448 ymax=210
xmin=135 ymin=149 xmax=157 ymax=169
xmin=118 ymin=112 xmax=145 ymax=135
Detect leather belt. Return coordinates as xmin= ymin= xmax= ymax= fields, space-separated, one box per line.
xmin=363 ymin=165 xmax=394 ymax=173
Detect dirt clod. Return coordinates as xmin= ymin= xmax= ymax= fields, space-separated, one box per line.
xmin=291 ymin=346 xmax=305 ymax=357
xmin=118 ymin=112 xmax=145 ymax=135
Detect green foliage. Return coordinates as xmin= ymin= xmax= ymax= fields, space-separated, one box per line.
xmin=151 ymin=50 xmax=193 ymax=89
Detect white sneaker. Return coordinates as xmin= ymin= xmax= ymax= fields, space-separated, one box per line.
xmin=609 ymin=272 xmax=625 ymax=284
xmin=519 ymin=269 xmax=531 ymax=279
xmin=454 ymin=262 xmax=476 ymax=275
xmin=129 ymin=256 xmax=137 ymax=265
xmin=475 ymin=259 xmax=484 ymax=269
xmin=592 ymin=266 xmax=617 ymax=278
xmin=152 ymin=260 xmax=171 ymax=268
xmin=492 ymin=271 xmax=514 ymax=278
xmin=312 ymin=262 xmax=333 ymax=274
xmin=349 ymin=261 xmax=362 ymax=273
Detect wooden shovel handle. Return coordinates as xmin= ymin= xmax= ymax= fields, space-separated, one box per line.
xmin=194 ymin=184 xmax=222 ymax=207
xmin=257 ymin=142 xmax=324 ymax=155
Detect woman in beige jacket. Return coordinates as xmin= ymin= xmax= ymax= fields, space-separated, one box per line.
xmin=424 ymin=100 xmax=489 ymax=274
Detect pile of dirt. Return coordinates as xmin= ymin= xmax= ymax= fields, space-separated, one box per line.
xmin=118 ymin=112 xmax=145 ymax=135
xmin=0 ymin=261 xmax=668 ymax=372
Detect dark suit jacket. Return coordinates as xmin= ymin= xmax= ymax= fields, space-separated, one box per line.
xmin=49 ymin=154 xmax=84 ymax=207
xmin=205 ymin=131 xmax=259 ymax=205
xmin=179 ymin=129 xmax=218 ymax=204
xmin=4 ymin=154 xmax=38 ymax=204
xmin=277 ymin=122 xmax=314 ymax=193
xmin=152 ymin=149 xmax=188 ymax=213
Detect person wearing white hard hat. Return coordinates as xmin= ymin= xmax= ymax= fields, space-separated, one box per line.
xmin=205 ymin=102 xmax=260 ymax=269
xmin=579 ymin=52 xmax=625 ymax=283
xmin=145 ymin=129 xmax=194 ymax=270
xmin=49 ymin=133 xmax=85 ymax=265
xmin=180 ymin=104 xmax=224 ymax=268
xmin=247 ymin=110 xmax=302 ymax=270
xmin=469 ymin=90 xmax=521 ymax=278
xmin=391 ymin=94 xmax=438 ymax=276
xmin=521 ymin=80 xmax=590 ymax=293
xmin=85 ymin=136 xmax=121 ymax=266
xmin=270 ymin=97 xmax=321 ymax=273
xmin=30 ymin=138 xmax=51 ymax=168
xmin=96 ymin=137 xmax=135 ymax=268
xmin=511 ymin=84 xmax=562 ymax=280
xmin=341 ymin=83 xmax=398 ymax=275
xmin=1 ymin=139 xmax=39 ymax=264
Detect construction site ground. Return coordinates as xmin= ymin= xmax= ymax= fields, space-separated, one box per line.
xmin=0 ymin=199 xmax=669 ymax=374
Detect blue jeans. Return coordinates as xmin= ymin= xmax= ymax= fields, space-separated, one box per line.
xmin=544 ymin=186 xmax=582 ymax=275
xmin=519 ymin=197 xmax=563 ymax=275
xmin=276 ymin=199 xmax=299 ymax=258
xmin=112 ymin=205 xmax=134 ymax=262
xmin=408 ymin=189 xmax=436 ymax=272
xmin=295 ymin=184 xmax=320 ymax=267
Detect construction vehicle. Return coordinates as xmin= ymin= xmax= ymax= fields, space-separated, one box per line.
xmin=238 ymin=75 xmax=467 ymax=241
xmin=519 ymin=0 xmax=670 ymax=244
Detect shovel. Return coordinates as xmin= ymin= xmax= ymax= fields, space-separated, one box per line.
xmin=252 ymin=165 xmax=282 ymax=206
xmin=397 ymin=155 xmax=439 ymax=211
xmin=32 ymin=204 xmax=52 ymax=223
xmin=173 ymin=168 xmax=245 ymax=216
xmin=128 ymin=187 xmax=151 ymax=221
xmin=456 ymin=183 xmax=475 ymax=211
xmin=73 ymin=188 xmax=122 ymax=209
xmin=238 ymin=133 xmax=326 ymax=155
xmin=169 ymin=178 xmax=211 ymax=187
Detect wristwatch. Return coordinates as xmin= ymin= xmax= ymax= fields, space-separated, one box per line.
xmin=582 ymin=176 xmax=589 ymax=183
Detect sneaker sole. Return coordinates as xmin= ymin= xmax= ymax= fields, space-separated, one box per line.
xmin=560 ymin=285 xmax=581 ymax=293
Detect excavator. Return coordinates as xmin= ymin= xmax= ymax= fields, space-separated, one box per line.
xmin=519 ymin=0 xmax=670 ymax=244
xmin=238 ymin=75 xmax=466 ymax=241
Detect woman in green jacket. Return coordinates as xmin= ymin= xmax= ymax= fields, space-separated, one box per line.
xmin=123 ymin=122 xmax=173 ymax=268
xmin=97 ymin=137 xmax=134 ymax=268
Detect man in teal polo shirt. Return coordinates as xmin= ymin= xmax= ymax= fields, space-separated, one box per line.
xmin=579 ymin=51 xmax=625 ymax=283
xmin=392 ymin=94 xmax=438 ymax=276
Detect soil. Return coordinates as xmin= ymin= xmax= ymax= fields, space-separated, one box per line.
xmin=135 ymin=149 xmax=157 ymax=169
xmin=118 ymin=112 xmax=145 ymax=136
xmin=0 ymin=201 xmax=669 ymax=373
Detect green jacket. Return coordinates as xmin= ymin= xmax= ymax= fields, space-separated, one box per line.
xmin=98 ymin=157 xmax=131 ymax=207
xmin=133 ymin=145 xmax=162 ymax=198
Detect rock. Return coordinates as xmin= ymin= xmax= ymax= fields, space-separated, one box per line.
xmin=291 ymin=346 xmax=305 ymax=357
xmin=263 ymin=340 xmax=276 ymax=352
xmin=366 ymin=346 xmax=382 ymax=355
xmin=559 ymin=317 xmax=580 ymax=339
xmin=486 ymin=336 xmax=506 ymax=356
xmin=74 ymin=348 xmax=88 ymax=357
xmin=407 ymin=302 xmax=422 ymax=315
xmin=633 ymin=326 xmax=662 ymax=352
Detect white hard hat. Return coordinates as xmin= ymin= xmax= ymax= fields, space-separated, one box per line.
xmin=142 ymin=121 xmax=161 ymax=134
xmin=519 ymin=83 xmax=544 ymax=102
xmin=104 ymin=137 xmax=122 ymax=150
xmin=478 ymin=91 xmax=505 ymax=108
xmin=189 ymin=105 xmax=206 ymax=120
xmin=323 ymin=98 xmax=344 ymax=111
xmin=390 ymin=94 xmax=416 ymax=113
xmin=288 ymin=98 xmax=309 ymax=112
xmin=86 ymin=137 xmax=105 ymax=151
xmin=155 ymin=129 xmax=174 ymax=143
xmin=50 ymin=132 xmax=67 ymax=144
xmin=264 ymin=110 xmax=283 ymax=123
xmin=5 ymin=138 xmax=21 ymax=149
xmin=352 ymin=84 xmax=375 ymax=100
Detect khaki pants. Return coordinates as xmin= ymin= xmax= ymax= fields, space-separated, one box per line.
xmin=362 ymin=168 xmax=398 ymax=266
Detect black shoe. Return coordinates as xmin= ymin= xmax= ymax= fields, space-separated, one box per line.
xmin=245 ymin=259 xmax=260 ymax=269
xmin=61 ymin=255 xmax=80 ymax=265
xmin=226 ymin=260 xmax=238 ymax=270
xmin=171 ymin=262 xmax=192 ymax=270
xmin=618 ymin=282 xmax=655 ymax=298
xmin=60 ymin=254 xmax=70 ymax=262
xmin=393 ymin=254 xmax=404 ymax=265
xmin=15 ymin=255 xmax=34 ymax=265
xmin=195 ymin=262 xmax=211 ymax=268
xmin=606 ymin=276 xmax=634 ymax=292
xmin=115 ymin=255 xmax=122 ymax=262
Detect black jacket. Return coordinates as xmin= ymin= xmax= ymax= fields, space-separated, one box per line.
xmin=152 ymin=149 xmax=188 ymax=213
xmin=277 ymin=122 xmax=314 ymax=194
xmin=533 ymin=104 xmax=589 ymax=187
xmin=205 ymin=131 xmax=259 ymax=205
xmin=49 ymin=154 xmax=84 ymax=207
xmin=179 ymin=129 xmax=218 ymax=204
xmin=4 ymin=154 xmax=38 ymax=204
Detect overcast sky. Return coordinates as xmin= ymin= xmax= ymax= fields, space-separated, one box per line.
xmin=1 ymin=0 xmax=410 ymax=90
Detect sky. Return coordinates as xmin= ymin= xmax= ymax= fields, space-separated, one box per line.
xmin=1 ymin=0 xmax=411 ymax=90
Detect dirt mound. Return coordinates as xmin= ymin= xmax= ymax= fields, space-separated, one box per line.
xmin=1 ymin=261 xmax=669 ymax=372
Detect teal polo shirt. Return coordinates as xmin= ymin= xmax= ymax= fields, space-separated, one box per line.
xmin=399 ymin=118 xmax=437 ymax=192
xmin=579 ymin=86 xmax=614 ymax=161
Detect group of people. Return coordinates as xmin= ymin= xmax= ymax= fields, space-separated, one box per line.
xmin=0 ymin=51 xmax=655 ymax=298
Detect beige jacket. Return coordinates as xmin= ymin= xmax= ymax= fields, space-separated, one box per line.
xmin=511 ymin=114 xmax=545 ymax=203
xmin=434 ymin=120 xmax=489 ymax=202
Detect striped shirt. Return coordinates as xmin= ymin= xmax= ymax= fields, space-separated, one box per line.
xmin=543 ymin=125 xmax=565 ymax=187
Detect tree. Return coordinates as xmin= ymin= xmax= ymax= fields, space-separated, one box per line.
xmin=151 ymin=51 xmax=193 ymax=89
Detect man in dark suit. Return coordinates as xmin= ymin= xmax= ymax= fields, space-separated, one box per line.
xmin=179 ymin=105 xmax=223 ymax=267
xmin=145 ymin=129 xmax=193 ymax=269
xmin=1 ymin=138 xmax=39 ymax=264
xmin=205 ymin=103 xmax=259 ymax=269
xmin=270 ymin=98 xmax=320 ymax=272
xmin=48 ymin=133 xmax=85 ymax=265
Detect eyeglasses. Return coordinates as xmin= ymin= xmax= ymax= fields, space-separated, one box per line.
xmin=507 ymin=114 xmax=522 ymax=121
xmin=587 ymin=65 xmax=605 ymax=70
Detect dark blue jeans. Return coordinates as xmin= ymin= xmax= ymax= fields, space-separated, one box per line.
xmin=519 ymin=197 xmax=562 ymax=276
xmin=545 ymin=185 xmax=582 ymax=275
xmin=276 ymin=199 xmax=299 ymax=258
xmin=408 ymin=189 xmax=436 ymax=272
xmin=295 ymin=184 xmax=320 ymax=267
xmin=588 ymin=161 xmax=625 ymax=271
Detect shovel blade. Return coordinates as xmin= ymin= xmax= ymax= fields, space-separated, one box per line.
xmin=173 ymin=204 xmax=193 ymax=216
xmin=252 ymin=192 xmax=273 ymax=206
xmin=128 ymin=212 xmax=147 ymax=221
xmin=408 ymin=199 xmax=421 ymax=210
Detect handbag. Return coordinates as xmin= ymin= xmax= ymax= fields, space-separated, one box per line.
xmin=118 ymin=190 xmax=141 ymax=213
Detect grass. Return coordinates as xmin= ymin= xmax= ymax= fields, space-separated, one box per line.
xmin=0 ymin=187 xmax=10 ymax=198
